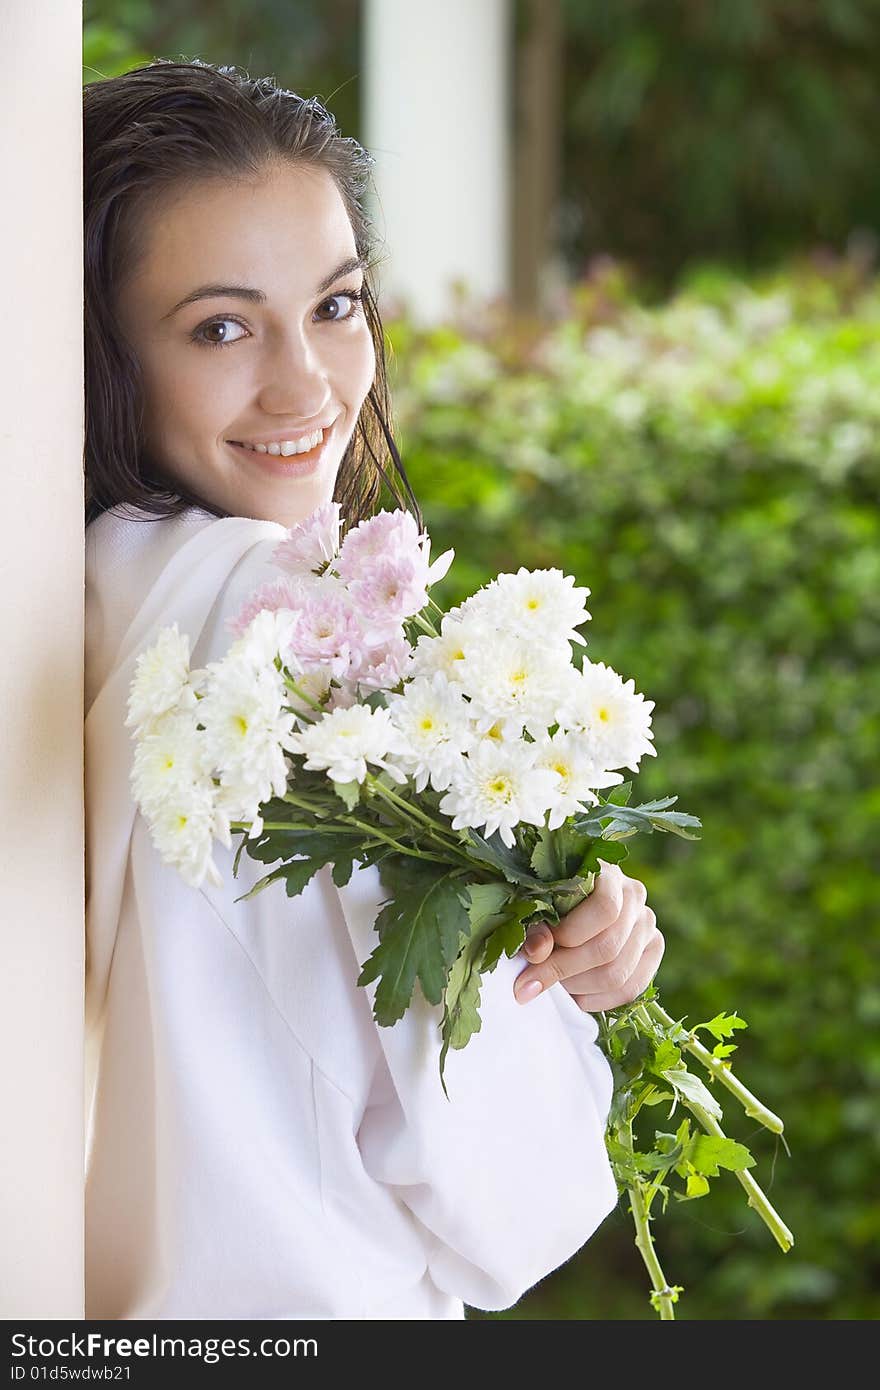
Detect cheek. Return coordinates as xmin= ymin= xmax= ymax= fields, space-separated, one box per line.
xmin=338 ymin=323 xmax=376 ymax=404
xmin=147 ymin=350 xmax=242 ymax=437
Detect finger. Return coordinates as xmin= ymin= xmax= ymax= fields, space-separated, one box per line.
xmin=562 ymin=908 xmax=654 ymax=997
xmin=551 ymin=862 xmax=628 ymax=948
xmin=518 ymin=922 xmax=555 ymax=962
xmin=572 ymin=927 xmax=665 ymax=1013
xmin=548 ymin=880 xmax=646 ymax=975
xmin=514 ymin=892 xmax=645 ymax=1002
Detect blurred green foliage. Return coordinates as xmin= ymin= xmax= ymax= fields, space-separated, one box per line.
xmin=84 ymin=1 xmax=880 ymax=286
xmin=386 ymin=257 xmax=880 ymax=1319
xmin=82 ymin=0 xmax=360 ymax=135
xmin=559 ymin=0 xmax=880 ymax=287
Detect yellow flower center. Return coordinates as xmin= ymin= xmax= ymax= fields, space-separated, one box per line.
xmin=235 ymin=715 xmax=249 ymax=735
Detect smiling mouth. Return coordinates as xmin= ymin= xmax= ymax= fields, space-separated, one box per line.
xmin=228 ymin=438 xmax=323 ymax=458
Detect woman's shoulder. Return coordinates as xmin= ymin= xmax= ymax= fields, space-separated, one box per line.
xmin=86 ymin=501 xmax=289 ymax=598
xmin=84 ymin=503 xmax=289 ymax=706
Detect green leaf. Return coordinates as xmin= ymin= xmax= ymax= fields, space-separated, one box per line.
xmin=236 ymin=824 xmax=363 ymax=904
xmin=584 ymin=839 xmax=629 ymax=870
xmin=361 ymin=690 xmax=390 ymax=712
xmin=333 ymin=779 xmax=361 ymax=811
xmin=331 ymin=856 xmax=356 ymax=888
xmin=689 ymin=1134 xmax=755 ymax=1177
xmin=530 ymin=824 xmax=593 ymax=881
xmin=652 ymin=1039 xmax=682 ymax=1073
xmin=358 ymin=858 xmax=470 ymax=1026
xmin=245 ymin=825 xmax=352 ymax=866
xmin=695 ymin=1011 xmax=749 ymax=1041
xmin=606 ymin=781 xmax=633 ymax=806
xmin=233 ymin=855 xmax=330 ymax=904
xmin=660 ymin=1065 xmax=724 ymax=1120
xmin=685 ymin=1173 xmax=711 ymax=1198
xmin=480 ymin=897 xmax=549 ymax=971
xmin=460 ymin=829 xmax=542 ymax=887
xmin=573 ymin=795 xmax=702 ymax=841
xmin=438 ymin=881 xmax=521 ymax=1093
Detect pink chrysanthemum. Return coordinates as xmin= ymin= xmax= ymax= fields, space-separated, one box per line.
xmin=336 ymin=509 xmax=424 ymax=583
xmin=272 ymin=500 xmax=341 ymax=576
xmin=351 ymin=631 xmax=414 ymax=694
xmin=284 ymin=587 xmax=368 ymax=681
xmin=226 ymin=577 xmax=305 ymax=639
xmin=348 ymin=553 xmax=429 ymax=638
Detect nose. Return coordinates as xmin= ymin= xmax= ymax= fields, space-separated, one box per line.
xmin=257 ymin=326 xmax=332 ymax=421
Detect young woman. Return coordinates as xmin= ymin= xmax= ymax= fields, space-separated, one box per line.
xmin=83 ymin=58 xmax=664 ymax=1320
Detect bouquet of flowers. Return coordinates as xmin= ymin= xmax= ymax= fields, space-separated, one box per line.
xmin=125 ymin=501 xmax=792 ymax=1319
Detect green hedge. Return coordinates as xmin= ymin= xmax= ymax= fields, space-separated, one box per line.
xmin=385 ymin=259 xmax=880 ymax=1320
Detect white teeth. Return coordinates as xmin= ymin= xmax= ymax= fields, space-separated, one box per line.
xmin=235 ymin=428 xmax=324 ymax=456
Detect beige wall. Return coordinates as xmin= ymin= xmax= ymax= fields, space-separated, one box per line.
xmin=0 ymin=1 xmax=85 ymax=1316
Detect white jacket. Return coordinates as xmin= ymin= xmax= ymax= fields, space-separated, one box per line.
xmin=84 ymin=502 xmax=619 ymax=1320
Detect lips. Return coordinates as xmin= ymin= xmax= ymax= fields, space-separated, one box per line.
xmin=226 ymin=429 xmax=329 ymax=478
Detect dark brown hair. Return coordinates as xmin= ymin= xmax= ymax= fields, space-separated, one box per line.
xmin=83 ymin=57 xmax=421 ymax=530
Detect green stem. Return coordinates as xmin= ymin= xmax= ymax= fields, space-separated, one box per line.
xmin=364 ymin=775 xmax=477 ymax=867
xmin=281 ymin=672 xmax=326 ymax=715
xmin=640 ymin=1001 xmax=785 ymax=1135
xmin=684 ymin=1100 xmax=794 ymax=1253
xmin=229 ymin=820 xmax=361 ymax=835
xmin=411 ymin=611 xmax=440 ymax=638
xmin=338 ymin=814 xmax=452 ymax=864
xmin=619 ymin=1121 xmax=680 ymax=1320
xmin=231 ymin=817 xmax=450 ymax=865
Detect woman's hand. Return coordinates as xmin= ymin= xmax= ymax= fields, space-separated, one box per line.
xmin=513 ymin=860 xmax=664 ymax=1012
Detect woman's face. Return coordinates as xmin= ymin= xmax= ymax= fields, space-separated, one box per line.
xmin=114 ymin=161 xmax=376 ymax=528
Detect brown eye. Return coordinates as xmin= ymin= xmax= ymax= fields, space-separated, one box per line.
xmin=191 ymin=317 xmax=248 ymax=349
xmin=315 ymin=290 xmax=363 ymax=322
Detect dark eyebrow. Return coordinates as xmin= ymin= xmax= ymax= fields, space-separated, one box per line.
xmin=161 ymin=254 xmax=369 ymax=320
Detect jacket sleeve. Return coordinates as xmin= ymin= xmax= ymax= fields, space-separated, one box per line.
xmin=335 ymin=860 xmax=620 ymax=1313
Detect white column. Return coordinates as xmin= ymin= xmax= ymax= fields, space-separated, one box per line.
xmin=363 ymin=0 xmax=512 ymax=323
xmin=0 ymin=2 xmax=85 ymax=1316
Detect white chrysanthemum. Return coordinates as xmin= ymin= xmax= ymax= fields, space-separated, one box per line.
xmin=130 ymin=705 xmax=210 ymax=818
xmin=126 ymin=623 xmax=198 ymax=734
xmin=408 ymin=617 xmax=470 ymax=685
xmin=147 ymin=781 xmax=223 ymax=890
xmin=560 ymin=660 xmax=657 ymax=772
xmin=129 ymin=707 xmax=222 ymax=888
xmin=529 ymin=729 xmax=625 ymax=829
xmin=454 ymin=627 xmax=575 ymax=738
xmin=231 ymin=606 xmax=300 ymax=673
xmin=286 ymin=703 xmax=409 ymax=785
xmin=383 ymin=671 xmax=473 ymax=792
xmin=196 ymin=652 xmax=296 ymax=827
xmin=463 ymin=568 xmax=591 ymax=648
xmin=438 ymin=739 xmax=560 ymax=849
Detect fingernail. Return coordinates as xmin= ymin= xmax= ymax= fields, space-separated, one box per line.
xmin=516 ymin=979 xmax=543 ymax=1004
xmin=523 ymin=927 xmax=547 ymax=956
